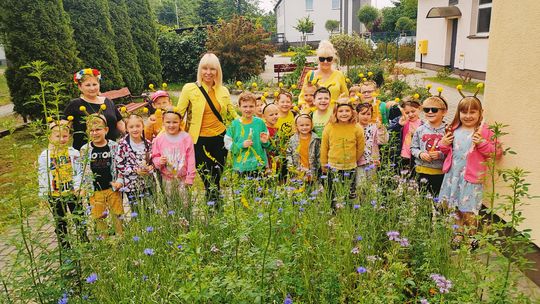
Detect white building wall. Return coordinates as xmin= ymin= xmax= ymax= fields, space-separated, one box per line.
xmin=275 ymin=0 xmax=340 ymax=43
xmin=415 ymin=0 xmax=489 ymax=73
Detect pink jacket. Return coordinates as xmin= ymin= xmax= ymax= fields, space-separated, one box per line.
xmin=439 ymin=124 xmax=502 ymax=184
xmin=151 ymin=132 xmax=196 ymax=184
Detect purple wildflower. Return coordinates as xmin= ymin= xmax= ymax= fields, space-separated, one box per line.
xmin=143 ymin=248 xmax=155 ymax=256
xmin=207 ymin=201 xmax=215 ymax=206
xmin=58 ymin=293 xmax=68 ymax=304
xmin=133 ymin=236 xmax=140 ymax=242
xmin=177 ymin=245 xmax=183 ymax=250
xmin=353 ymin=204 xmax=360 ymax=209
xmin=278 ymin=207 xmax=283 ymax=213
xmin=399 ymin=238 xmax=410 ymax=247
xmin=167 ymin=210 xmax=175 ymax=216
xmin=85 ymin=273 xmax=98 ymax=284
xmin=284 ymin=294 xmax=293 ymax=304
xmin=146 ymin=226 xmax=154 ymax=233
xmin=430 ymin=274 xmax=453 ymax=294
xmin=387 ymin=231 xmax=400 ymax=241
xmin=420 ymin=299 xmax=429 ymax=304
xmin=356 ymin=235 xmax=363 ymax=241
xmin=351 ymin=247 xmax=359 ymax=254
xmin=356 ymin=266 xmax=367 ymax=274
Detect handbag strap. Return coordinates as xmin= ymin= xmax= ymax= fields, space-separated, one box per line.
xmin=197 ymin=83 xmax=223 ymax=123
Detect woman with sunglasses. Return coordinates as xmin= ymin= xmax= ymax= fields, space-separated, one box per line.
xmin=299 ymin=40 xmax=348 ymax=104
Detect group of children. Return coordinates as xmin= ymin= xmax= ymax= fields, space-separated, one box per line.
xmin=39 ymin=77 xmax=499 ymax=249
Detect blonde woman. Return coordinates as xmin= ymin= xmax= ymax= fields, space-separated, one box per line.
xmin=299 ymin=40 xmax=349 ymax=104
xmin=177 ymin=53 xmax=237 ymax=208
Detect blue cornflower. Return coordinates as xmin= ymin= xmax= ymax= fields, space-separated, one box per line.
xmin=356 ymin=236 xmax=363 ymax=241
xmin=234 ymin=190 xmax=241 ymax=195
xmin=130 ymin=212 xmax=138 ymax=218
xmin=255 ymin=197 xmax=262 ymax=202
xmin=370 ymin=200 xmax=377 ymax=207
xmin=207 ymin=201 xmax=215 ymax=206
xmin=85 ymin=273 xmax=98 ymax=284
xmin=278 ymin=207 xmax=283 ymax=213
xmin=356 ymin=266 xmax=367 ymax=274
xmin=284 ymin=294 xmax=293 ymax=304
xmin=143 ymin=248 xmax=155 ymax=256
xmin=177 ymin=245 xmax=183 ymax=250
xmin=452 ymin=224 xmax=460 ymax=230
xmin=58 ymin=293 xmax=68 ymax=304
xmin=299 ymin=207 xmax=304 ymax=212
xmin=353 ymin=204 xmax=360 ymax=209
xmin=168 ymin=210 xmax=175 ymax=216
xmin=344 ymin=171 xmax=350 ymax=177
xmin=146 ymin=226 xmax=154 ymax=233
xmin=167 ymin=241 xmax=173 ymax=245
xmin=142 ymin=275 xmax=148 ymax=281
xmin=320 ymin=175 xmax=328 ymax=179
xmin=258 ymin=213 xmax=263 ymax=219
xmin=133 ymin=236 xmax=140 ymax=242
xmin=433 ymin=197 xmax=440 ymax=203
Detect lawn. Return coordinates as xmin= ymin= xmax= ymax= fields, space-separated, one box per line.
xmin=423 ymin=76 xmax=485 ymax=94
xmin=0 ymin=127 xmax=43 ymax=232
xmin=0 ymin=70 xmax=11 ymax=106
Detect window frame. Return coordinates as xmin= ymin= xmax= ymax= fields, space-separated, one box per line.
xmin=332 ymin=0 xmax=340 ymax=10
xmin=306 ymin=0 xmax=313 ymax=11
xmin=476 ymin=0 xmax=492 ymax=34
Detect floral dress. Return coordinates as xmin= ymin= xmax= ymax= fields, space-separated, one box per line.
xmin=438 ymin=128 xmax=483 ymax=213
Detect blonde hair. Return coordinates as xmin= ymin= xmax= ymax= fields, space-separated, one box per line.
xmin=330 ymin=97 xmax=357 ymax=124
xmin=349 ymin=85 xmax=361 ymax=95
xmin=423 ymin=96 xmax=447 ymax=110
xmin=238 ymin=91 xmax=257 ymax=106
xmin=197 ymin=53 xmax=223 ymax=87
xmin=316 ymin=40 xmax=338 ymax=59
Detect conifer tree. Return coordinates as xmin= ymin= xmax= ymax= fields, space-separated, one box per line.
xmin=0 ymin=0 xmax=82 ymax=119
xmin=109 ymin=0 xmax=144 ymax=93
xmin=63 ymin=0 xmax=124 ymax=91
xmin=198 ymin=0 xmax=219 ymax=25
xmin=126 ymin=0 xmax=163 ymax=86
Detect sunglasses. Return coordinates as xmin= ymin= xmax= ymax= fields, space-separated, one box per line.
xmin=422 ymin=107 xmax=444 ymax=113
xmin=318 ymin=56 xmax=333 ymax=63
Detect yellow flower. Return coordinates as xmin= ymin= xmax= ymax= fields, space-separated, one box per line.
xmin=349 ymin=97 xmax=356 ymax=103
xmin=291 ymin=84 xmax=297 ymax=90
xmin=142 ymin=107 xmax=149 ymax=114
xmin=263 ymin=92 xmax=269 ymax=97
xmin=162 ymin=83 xmax=168 ymax=89
xmin=100 ymin=104 xmax=107 ymax=111
xmin=367 ymin=71 xmax=373 ymax=77
xmin=477 ymin=83 xmax=484 ymax=89
xmin=67 ymin=115 xmax=74 ymax=121
xmin=413 ymin=93 xmax=420 ymax=100
xmin=236 ymin=81 xmax=243 ymax=87
xmin=274 ymin=91 xmax=279 ymax=98
xmin=345 ymin=78 xmax=351 ymax=83
xmin=456 ymin=85 xmax=463 ymax=91
xmin=362 ymin=77 xmax=367 ymax=82
xmin=279 ymin=82 xmax=284 ymax=88
xmin=79 ymin=106 xmax=86 ymax=112
xmin=426 ymin=84 xmax=432 ymax=90
xmin=395 ymin=97 xmax=400 ymax=103
xmin=46 ymin=117 xmax=53 ymax=122
xmin=83 ymin=68 xmax=92 ymax=75
xmin=437 ymin=87 xmax=443 ymax=93
xmin=358 ymin=73 xmax=365 ymax=78
xmin=241 ymin=196 xmax=250 ymax=209
xmin=120 ymin=106 xmax=127 ymax=113
xmin=149 ymin=84 xmax=155 ymax=90
xmin=251 ymin=82 xmax=258 ymax=88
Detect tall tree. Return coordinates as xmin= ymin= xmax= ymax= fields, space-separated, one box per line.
xmin=198 ymin=0 xmax=219 ymax=25
xmin=1 ymin=0 xmax=82 ymax=119
xmin=126 ymin=0 xmax=163 ymax=86
xmin=357 ymin=5 xmax=380 ymax=32
xmin=63 ymin=0 xmax=124 ymax=91
xmin=109 ymin=0 xmax=144 ymax=93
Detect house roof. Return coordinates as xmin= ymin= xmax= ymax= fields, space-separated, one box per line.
xmin=426 ymin=6 xmax=462 ymax=18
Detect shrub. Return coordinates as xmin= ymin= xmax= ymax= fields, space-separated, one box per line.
xmin=158 ymin=28 xmax=208 ymax=84
xmin=347 ymin=64 xmax=385 ymax=87
xmin=126 ymin=0 xmax=163 ymax=86
xmin=206 ymin=16 xmax=274 ymax=82
xmin=375 ymin=42 xmax=416 ymax=62
xmin=282 ymin=45 xmax=315 ymax=87
xmin=330 ymin=34 xmax=374 ymax=69
xmin=436 ymin=67 xmax=453 ymax=78
xmin=1 ymin=0 xmax=81 ymax=120
xmin=109 ymin=0 xmax=144 ymax=93
xmin=63 ymin=0 xmax=124 ymax=91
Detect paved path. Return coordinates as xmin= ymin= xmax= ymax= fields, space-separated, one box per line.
xmin=0 ymin=103 xmax=14 ymax=117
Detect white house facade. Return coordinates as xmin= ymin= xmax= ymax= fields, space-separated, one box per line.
xmin=415 ymin=0 xmax=492 ymax=79
xmin=275 ymin=0 xmax=371 ymax=44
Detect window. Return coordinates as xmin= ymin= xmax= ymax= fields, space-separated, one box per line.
xmin=449 ymin=0 xmax=458 ymax=5
xmin=477 ymin=0 xmax=492 ymax=33
xmin=332 ymin=0 xmax=340 ymax=10
xmin=306 ymin=0 xmax=313 ymax=10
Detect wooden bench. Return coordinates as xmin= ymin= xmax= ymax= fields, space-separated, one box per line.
xmin=274 ymin=63 xmax=297 ymax=82
xmin=297 ymin=66 xmax=317 ymax=89
xmin=100 ymin=87 xmax=148 ymax=113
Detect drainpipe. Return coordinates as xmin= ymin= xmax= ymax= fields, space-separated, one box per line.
xmin=340 ymin=0 xmax=343 ymax=33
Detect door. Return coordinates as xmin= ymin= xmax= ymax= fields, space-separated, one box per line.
xmin=449 ymin=18 xmax=458 ymax=69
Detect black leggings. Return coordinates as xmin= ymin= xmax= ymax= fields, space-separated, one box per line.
xmin=49 ymin=196 xmax=88 ymax=249
xmin=325 ymin=169 xmax=357 ymax=210
xmin=194 ymin=132 xmax=228 ymax=205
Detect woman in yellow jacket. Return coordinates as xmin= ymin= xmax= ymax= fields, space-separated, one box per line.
xmin=177 ymin=53 xmax=237 ymax=208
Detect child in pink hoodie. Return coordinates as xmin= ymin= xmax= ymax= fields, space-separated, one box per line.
xmin=438 ymin=96 xmax=502 ymax=246
xmin=151 ymin=108 xmax=196 ymax=204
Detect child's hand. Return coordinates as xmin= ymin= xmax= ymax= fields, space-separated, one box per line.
xmin=428 ymin=151 xmax=440 ymax=160
xmin=420 ymin=152 xmax=432 ymax=162
xmin=110 ymin=181 xmax=122 ymax=190
xmin=77 ymin=189 xmax=86 ymax=198
xmin=374 ymin=159 xmax=381 ymax=166
xmin=472 ymin=132 xmax=484 ymax=145
xmin=440 ymin=133 xmax=454 ymax=146
xmin=148 ymin=114 xmax=156 ymax=124
xmin=260 ymin=132 xmax=269 ymax=143
xmin=398 ymin=115 xmax=407 ymax=126
xmin=159 ymin=156 xmax=167 ymax=166
xmin=243 ymin=139 xmax=253 ymax=148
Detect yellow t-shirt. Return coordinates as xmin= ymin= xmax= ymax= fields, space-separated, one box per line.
xmin=276 ymin=111 xmax=295 ymax=138
xmin=199 ymin=89 xmax=225 ymax=137
xmin=50 ymin=148 xmax=74 ymax=196
xmin=299 ymin=70 xmax=349 ymax=103
xmin=299 ymin=135 xmax=311 ymax=169
xmin=320 ymin=123 xmax=365 ymax=170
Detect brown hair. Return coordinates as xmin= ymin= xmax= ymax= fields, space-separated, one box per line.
xmin=400 ymin=96 xmax=421 ymax=109
xmin=330 ymin=97 xmax=357 ymax=124
xmin=360 ymin=80 xmax=377 ymax=91
xmin=349 ymin=85 xmax=361 ymax=95
xmin=314 ymin=87 xmax=330 ymax=99
xmin=450 ymin=96 xmax=483 ymax=129
xmin=277 ymin=91 xmax=293 ymax=102
xmin=238 ymin=91 xmax=257 ymax=106
xmin=423 ymin=96 xmax=448 ymax=110
xmin=356 ymin=102 xmax=373 ymax=115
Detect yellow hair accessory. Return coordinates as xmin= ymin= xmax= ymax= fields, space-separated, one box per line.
xmin=162 ymin=83 xmax=168 ymax=89
xmin=436 ymin=87 xmax=443 ymax=93
xmin=251 ymin=82 xmax=258 ymax=88
xmin=413 ymin=93 xmax=420 ymax=100
xmin=100 ymin=104 xmax=107 ymax=111
xmin=120 ymin=106 xmax=127 ymax=113
xmin=278 ymin=82 xmax=284 ymax=88
xmin=395 ymin=97 xmax=400 ymax=103
xmin=362 ymin=77 xmax=367 ymax=82
xmin=261 ymin=95 xmax=266 ymax=102
xmin=477 ymin=83 xmax=484 ymax=88
xmin=367 ymin=71 xmax=373 ymax=77
xmin=274 ymin=91 xmax=279 ymax=98
xmin=79 ymin=106 xmax=86 ymax=112
xmin=67 ymin=116 xmax=74 ymax=121
xmin=236 ymin=81 xmax=243 ymax=87
xmin=291 ymin=84 xmax=297 ymax=90
xmin=358 ymin=73 xmax=365 ymax=78
xmin=263 ymin=92 xmax=269 ymax=97
xmin=149 ymin=84 xmax=155 ymax=90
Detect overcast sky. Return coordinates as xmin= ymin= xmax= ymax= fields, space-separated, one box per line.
xmin=258 ymin=0 xmax=395 ymax=12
